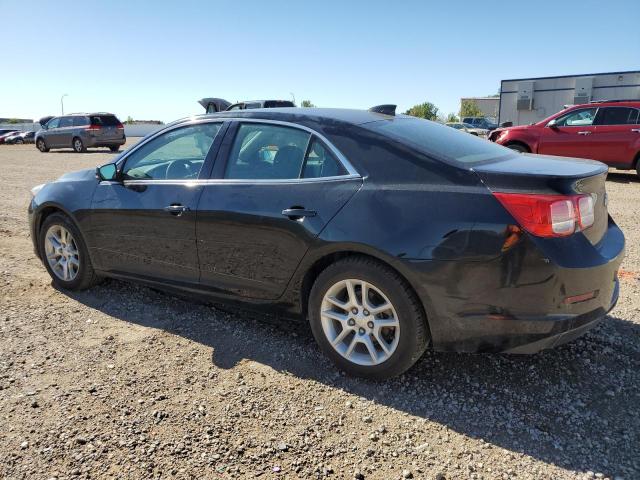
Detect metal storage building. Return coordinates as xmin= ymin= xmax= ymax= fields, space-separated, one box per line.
xmin=498 ymin=70 xmax=640 ymax=126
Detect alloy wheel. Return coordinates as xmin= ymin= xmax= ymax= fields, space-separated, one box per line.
xmin=320 ymin=279 xmax=400 ymax=366
xmin=44 ymin=225 xmax=80 ymax=281
xmin=37 ymin=139 xmax=46 ymax=151
xmin=74 ymin=139 xmax=83 ymax=152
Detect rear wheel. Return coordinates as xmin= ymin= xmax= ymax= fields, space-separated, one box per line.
xmin=506 ymin=143 xmax=529 ymax=153
xmin=39 ymin=213 xmax=101 ymax=290
xmin=72 ymin=137 xmax=86 ymax=153
xmin=15 ymin=138 xmax=24 ymax=144
xmin=308 ymin=257 xmax=429 ymax=379
xmin=36 ymin=138 xmax=49 ymax=152
xmin=109 ymin=146 xmax=120 ymax=152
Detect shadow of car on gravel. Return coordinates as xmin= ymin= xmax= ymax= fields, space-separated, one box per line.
xmin=57 ymin=279 xmax=640 ymax=477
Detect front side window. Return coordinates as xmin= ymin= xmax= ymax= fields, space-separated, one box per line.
xmin=224 ymin=124 xmax=311 ymax=179
xmin=595 ymin=107 xmax=640 ymax=125
xmin=59 ymin=117 xmax=73 ymax=128
xmin=122 ymin=123 xmax=221 ymax=180
xmin=554 ymin=108 xmax=597 ymax=127
xmin=46 ymin=118 xmax=60 ymax=129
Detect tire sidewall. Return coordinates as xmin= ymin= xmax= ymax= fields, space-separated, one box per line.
xmin=73 ymin=137 xmax=84 ymax=153
xmin=39 ymin=213 xmax=92 ymax=290
xmin=309 ymin=260 xmax=427 ymax=379
xmin=37 ymin=139 xmax=47 ymax=152
xmin=507 ymin=143 xmax=527 ymax=153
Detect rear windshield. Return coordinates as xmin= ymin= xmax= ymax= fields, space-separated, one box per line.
xmin=364 ymin=116 xmax=514 ymax=164
xmin=264 ymin=101 xmax=295 ymax=108
xmin=91 ymin=115 xmax=120 ymax=126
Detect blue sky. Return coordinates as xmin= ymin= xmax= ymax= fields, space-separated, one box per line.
xmin=1 ymin=0 xmax=638 ymax=122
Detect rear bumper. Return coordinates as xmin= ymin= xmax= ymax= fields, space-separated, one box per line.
xmin=406 ymin=219 xmax=625 ymax=353
xmin=84 ymin=136 xmax=126 ymax=147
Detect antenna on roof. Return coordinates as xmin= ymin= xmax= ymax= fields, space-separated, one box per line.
xmin=369 ymin=104 xmax=396 ymax=116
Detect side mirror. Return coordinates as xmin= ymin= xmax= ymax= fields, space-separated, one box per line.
xmin=547 ymin=119 xmax=558 ymax=128
xmin=96 ymin=163 xmax=118 ymax=181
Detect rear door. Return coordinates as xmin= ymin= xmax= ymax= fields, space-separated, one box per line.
xmin=590 ymin=106 xmax=640 ymax=167
xmin=196 ymin=120 xmax=362 ymax=299
xmin=90 ymin=115 xmax=124 ymax=143
xmin=538 ymin=107 xmax=598 ymax=159
xmin=88 ymin=121 xmax=225 ymax=284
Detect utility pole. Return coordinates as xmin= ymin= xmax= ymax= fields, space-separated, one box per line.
xmin=61 ymin=94 xmax=68 ymax=115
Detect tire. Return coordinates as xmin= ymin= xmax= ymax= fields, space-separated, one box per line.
xmin=39 ymin=213 xmax=101 ymax=291
xmin=72 ymin=137 xmax=86 ymax=153
xmin=36 ymin=138 xmax=49 ymax=152
xmin=109 ymin=146 xmax=120 ymax=152
xmin=506 ymin=143 xmax=529 ymax=153
xmin=636 ymin=155 xmax=640 ymax=179
xmin=308 ymin=256 xmax=429 ymax=379
xmin=15 ymin=139 xmax=24 ymax=144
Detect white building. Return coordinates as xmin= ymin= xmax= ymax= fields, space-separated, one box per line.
xmin=498 ymin=70 xmax=640 ymax=126
xmin=460 ymin=97 xmax=499 ymax=120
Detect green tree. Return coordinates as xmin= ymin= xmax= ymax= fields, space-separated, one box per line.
xmin=301 ymin=100 xmax=315 ymax=108
xmin=125 ymin=115 xmax=134 ymax=124
xmin=404 ymin=102 xmax=439 ymax=121
xmin=445 ymin=113 xmax=459 ymax=123
xmin=460 ymin=99 xmax=484 ymax=118
xmin=7 ymin=118 xmax=21 ymax=124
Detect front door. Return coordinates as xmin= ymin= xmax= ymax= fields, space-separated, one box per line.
xmin=590 ymin=106 xmax=640 ymax=167
xmin=56 ymin=116 xmax=75 ymax=148
xmin=196 ymin=121 xmax=361 ymax=299
xmin=88 ymin=121 xmax=224 ymax=284
xmin=538 ymin=107 xmax=598 ymax=159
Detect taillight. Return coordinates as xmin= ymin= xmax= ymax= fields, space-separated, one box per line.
xmin=85 ymin=124 xmax=101 ymax=132
xmin=116 ymin=123 xmax=124 ymax=130
xmin=493 ymin=192 xmax=596 ymax=238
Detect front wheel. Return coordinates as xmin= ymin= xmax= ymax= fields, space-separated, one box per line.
xmin=36 ymin=138 xmax=49 ymax=152
xmin=109 ymin=146 xmax=120 ymax=152
xmin=506 ymin=143 xmax=529 ymax=153
xmin=308 ymin=257 xmax=429 ymax=379
xmin=39 ymin=213 xmax=101 ymax=290
xmin=15 ymin=138 xmax=24 ymax=144
xmin=73 ymin=137 xmax=86 ymax=153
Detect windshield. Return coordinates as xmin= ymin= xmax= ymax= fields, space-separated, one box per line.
xmin=364 ymin=116 xmax=515 ymax=164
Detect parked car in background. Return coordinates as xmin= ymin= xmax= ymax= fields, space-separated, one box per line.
xmin=29 ymin=106 xmax=624 ymax=379
xmin=489 ymin=100 xmax=640 ymax=177
xmin=0 ymin=128 xmax=19 ymax=137
xmin=446 ymin=122 xmax=489 ymax=138
xmin=0 ymin=130 xmax=19 ymax=144
xmin=4 ymin=131 xmax=35 ymax=144
xmin=463 ymin=117 xmax=498 ymax=131
xmin=35 ymin=113 xmax=126 ymax=153
xmin=198 ymin=97 xmax=295 ymax=113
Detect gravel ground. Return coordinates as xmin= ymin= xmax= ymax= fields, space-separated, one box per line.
xmin=0 ymin=141 xmax=639 ymax=480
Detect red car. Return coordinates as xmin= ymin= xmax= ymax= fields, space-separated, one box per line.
xmin=489 ymin=100 xmax=640 ymax=177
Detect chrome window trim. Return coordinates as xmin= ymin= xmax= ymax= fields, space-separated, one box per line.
xmin=115 ymin=117 xmax=360 ymax=181
xmin=120 ymin=174 xmax=361 ymax=187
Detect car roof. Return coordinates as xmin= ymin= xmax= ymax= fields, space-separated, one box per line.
xmin=180 ymin=107 xmax=398 ymax=127
xmin=573 ymin=100 xmax=640 ymax=108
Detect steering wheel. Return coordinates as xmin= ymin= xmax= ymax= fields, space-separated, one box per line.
xmin=166 ymin=159 xmax=195 ymax=180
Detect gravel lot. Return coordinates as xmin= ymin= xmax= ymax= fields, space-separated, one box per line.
xmin=0 ymin=141 xmax=639 ymax=480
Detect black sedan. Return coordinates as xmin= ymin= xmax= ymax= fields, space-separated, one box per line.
xmin=28 ymin=106 xmax=625 ymax=379
xmin=5 ymin=131 xmax=35 ymax=144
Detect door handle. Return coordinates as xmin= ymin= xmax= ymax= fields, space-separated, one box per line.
xmin=577 ymin=131 xmax=591 ymax=135
xmin=282 ymin=207 xmax=317 ymax=220
xmin=164 ymin=204 xmax=190 ymax=216
xmin=631 ymin=128 xmax=640 ymax=133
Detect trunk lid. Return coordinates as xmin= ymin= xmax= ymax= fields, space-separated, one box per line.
xmin=473 ymin=154 xmax=609 ymax=245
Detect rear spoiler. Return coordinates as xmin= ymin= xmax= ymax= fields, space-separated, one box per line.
xmin=198 ymin=98 xmax=231 ymax=112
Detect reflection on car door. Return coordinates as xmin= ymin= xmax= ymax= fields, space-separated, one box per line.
xmin=44 ymin=117 xmax=61 ymax=147
xmin=196 ymin=121 xmax=362 ymax=300
xmin=590 ymin=107 xmax=640 ymax=167
xmin=88 ymin=121 xmax=225 ymax=284
xmin=538 ymin=107 xmax=598 ymax=159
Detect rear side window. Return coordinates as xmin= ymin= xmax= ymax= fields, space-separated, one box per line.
xmin=302 ymin=139 xmax=346 ymax=178
xmin=595 ymin=107 xmax=639 ymax=125
xmin=59 ymin=117 xmax=73 ymax=128
xmin=224 ymin=124 xmax=310 ymax=179
xmin=364 ymin=117 xmax=514 ymax=164
xmin=72 ymin=116 xmax=88 ymax=127
xmin=91 ymin=115 xmax=120 ymax=126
